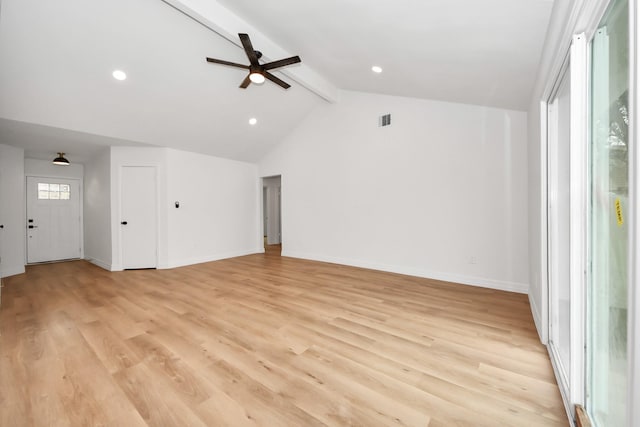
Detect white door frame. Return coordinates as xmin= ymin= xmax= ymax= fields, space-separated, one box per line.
xmin=261 ymin=175 xmax=282 ymax=246
xmin=541 ymin=34 xmax=589 ymax=419
xmin=545 ymin=52 xmax=572 ymax=412
xmin=568 ymin=32 xmax=588 ymax=409
xmin=627 ymin=1 xmax=639 ymax=425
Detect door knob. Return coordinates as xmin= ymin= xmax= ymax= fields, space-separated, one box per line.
xmin=121 ymin=221 xmax=128 ymax=225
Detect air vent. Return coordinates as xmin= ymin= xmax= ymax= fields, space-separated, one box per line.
xmin=379 ymin=114 xmax=391 ymax=127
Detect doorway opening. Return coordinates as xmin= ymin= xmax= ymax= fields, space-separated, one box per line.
xmin=262 ymin=175 xmax=281 ymax=256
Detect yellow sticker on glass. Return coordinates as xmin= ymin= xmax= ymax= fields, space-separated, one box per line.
xmin=615 ymin=198 xmax=624 ymax=226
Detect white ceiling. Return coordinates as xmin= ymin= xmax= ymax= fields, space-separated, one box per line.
xmin=0 ymin=118 xmax=153 ymax=164
xmin=0 ymin=0 xmax=554 ymax=164
xmin=215 ymin=0 xmax=554 ymax=109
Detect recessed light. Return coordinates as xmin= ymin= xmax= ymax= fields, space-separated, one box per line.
xmin=112 ymin=70 xmax=127 ymax=81
xmin=371 ymin=66 xmax=383 ymax=73
xmin=249 ymin=118 xmax=257 ymax=125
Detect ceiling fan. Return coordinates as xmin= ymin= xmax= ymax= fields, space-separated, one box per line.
xmin=206 ymin=33 xmax=301 ymax=89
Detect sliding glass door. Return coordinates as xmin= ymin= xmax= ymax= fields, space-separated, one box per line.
xmin=588 ymin=0 xmax=629 ymax=424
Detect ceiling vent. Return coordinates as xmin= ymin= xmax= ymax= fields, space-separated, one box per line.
xmin=379 ymin=114 xmax=391 ymax=127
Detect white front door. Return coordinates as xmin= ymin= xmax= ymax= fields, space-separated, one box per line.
xmin=121 ymin=166 xmax=157 ymax=269
xmin=26 ymin=176 xmax=81 ymax=263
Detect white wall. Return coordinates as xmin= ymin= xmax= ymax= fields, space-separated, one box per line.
xmin=108 ymin=146 xmax=260 ymax=270
xmin=260 ymin=90 xmax=529 ymax=292
xmin=0 ymin=144 xmax=25 ymax=278
xmin=84 ymin=148 xmax=111 ymax=270
xmin=166 ymin=148 xmax=260 ymax=268
xmin=24 ymin=158 xmax=84 ymax=179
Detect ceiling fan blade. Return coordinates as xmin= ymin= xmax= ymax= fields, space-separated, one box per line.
xmin=206 ymin=57 xmax=250 ymax=69
xmin=264 ymin=71 xmax=291 ymax=89
xmin=239 ymin=33 xmax=259 ymax=66
xmin=263 ymin=56 xmax=301 ymax=71
xmin=239 ymin=74 xmax=252 ymax=89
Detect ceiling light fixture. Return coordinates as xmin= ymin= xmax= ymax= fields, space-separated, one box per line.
xmin=249 ymin=118 xmax=257 ymax=125
xmin=112 ymin=70 xmax=127 ymax=81
xmin=249 ymin=72 xmax=265 ymax=84
xmin=371 ymin=66 xmax=383 ymax=73
xmin=52 ymin=152 xmax=70 ymax=166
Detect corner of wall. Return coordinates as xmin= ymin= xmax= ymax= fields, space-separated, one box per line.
xmin=85 ymin=257 xmax=112 ymax=271
xmin=0 ymin=265 xmax=26 ymax=278
xmin=528 ymin=290 xmax=546 ymax=344
xmin=0 ymin=144 xmax=26 ymax=278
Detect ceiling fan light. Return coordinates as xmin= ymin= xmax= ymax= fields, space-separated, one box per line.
xmin=249 ymin=72 xmax=265 ymax=84
xmin=112 ymin=69 xmax=127 ymax=81
xmin=52 ymin=152 xmax=70 ymax=166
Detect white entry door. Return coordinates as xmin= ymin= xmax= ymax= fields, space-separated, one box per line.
xmin=26 ymin=176 xmax=81 ymax=263
xmin=121 ymin=166 xmax=157 ymax=269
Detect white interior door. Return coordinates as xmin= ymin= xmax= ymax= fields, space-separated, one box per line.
xmin=26 ymin=176 xmax=81 ymax=263
xmin=121 ymin=166 xmax=157 ymax=269
xmin=263 ymin=187 xmax=268 ymax=238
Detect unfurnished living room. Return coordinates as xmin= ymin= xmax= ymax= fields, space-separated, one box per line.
xmin=0 ymin=0 xmax=639 ymax=426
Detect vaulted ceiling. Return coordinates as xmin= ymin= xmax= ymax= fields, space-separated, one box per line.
xmin=0 ymin=0 xmax=554 ymax=163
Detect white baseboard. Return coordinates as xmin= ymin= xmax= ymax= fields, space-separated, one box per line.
xmin=85 ymin=257 xmax=112 ymax=271
xmin=165 ymin=248 xmax=263 ymax=269
xmin=281 ymin=250 xmax=529 ymax=294
xmin=528 ymin=292 xmax=546 ymax=344
xmin=0 ymin=264 xmax=26 ymax=278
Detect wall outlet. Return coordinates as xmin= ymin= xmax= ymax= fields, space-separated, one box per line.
xmin=469 ymin=256 xmax=477 ymax=264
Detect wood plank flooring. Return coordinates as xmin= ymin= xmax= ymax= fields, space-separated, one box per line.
xmin=0 ymin=248 xmax=568 ymax=426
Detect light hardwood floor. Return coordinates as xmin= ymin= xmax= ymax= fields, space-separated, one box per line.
xmin=0 ymin=248 xmax=568 ymax=426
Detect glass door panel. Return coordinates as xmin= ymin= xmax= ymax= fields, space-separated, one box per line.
xmin=548 ymin=64 xmax=572 ymax=398
xmin=588 ymin=0 xmax=629 ymax=425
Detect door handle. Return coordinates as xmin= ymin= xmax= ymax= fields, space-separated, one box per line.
xmin=121 ymin=221 xmax=128 ymax=225
xmin=28 ymin=225 xmax=38 ymax=229
xmin=0 ymin=224 xmax=4 ymax=229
